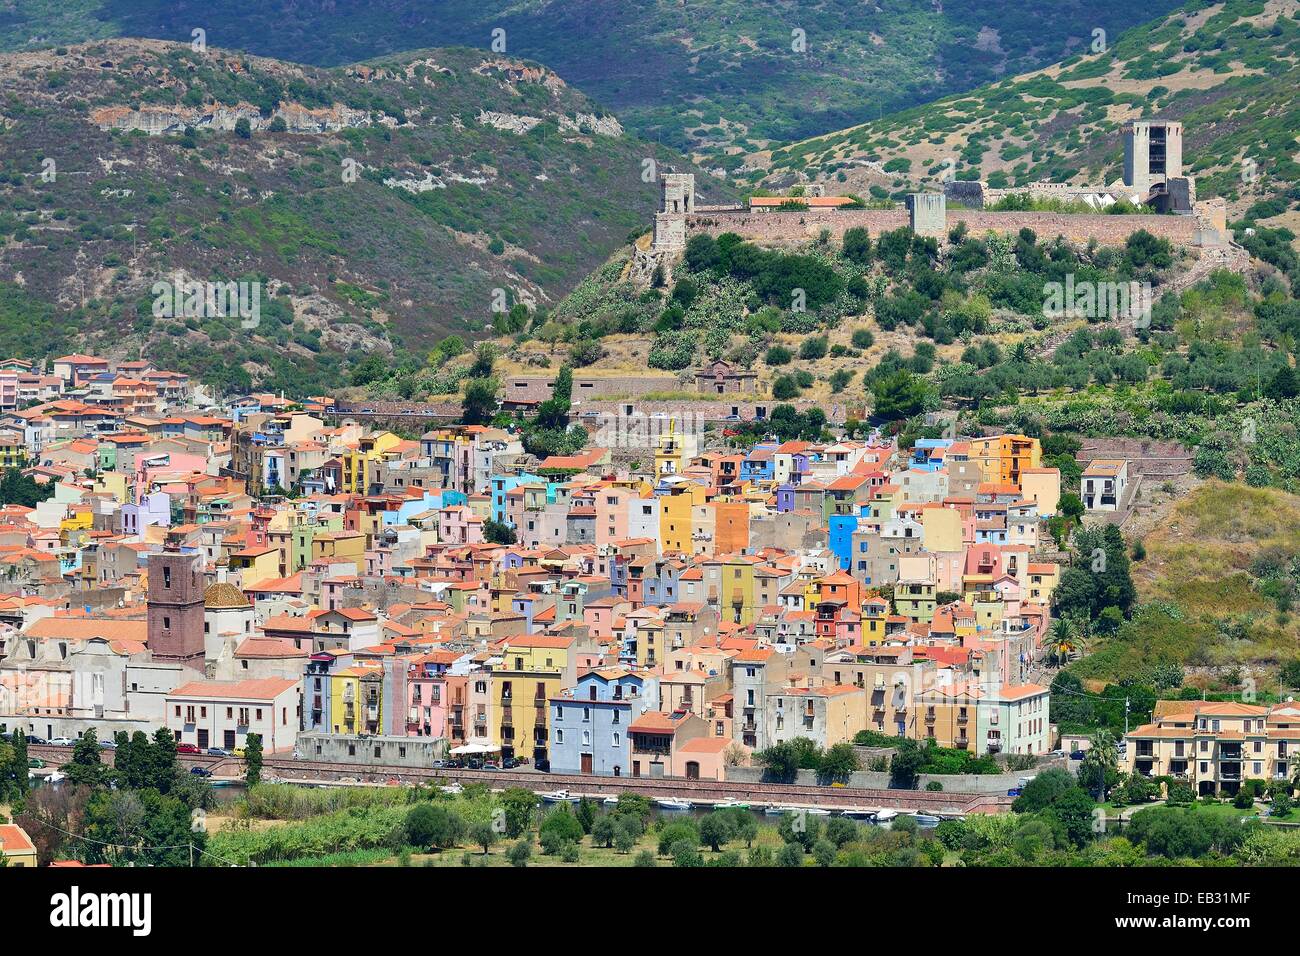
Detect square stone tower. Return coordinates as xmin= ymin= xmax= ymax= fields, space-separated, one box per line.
xmin=1123 ymin=121 xmax=1183 ymax=196
xmin=147 ymin=541 xmax=206 ymax=671
xmin=907 ymin=192 xmax=946 ymax=238
xmin=652 ymin=173 xmax=695 ymax=252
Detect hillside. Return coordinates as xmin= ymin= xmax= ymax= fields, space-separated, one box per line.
xmin=1067 ymin=482 xmax=1300 ymax=689
xmin=0 ymin=0 xmax=1185 ymax=170
xmin=0 ymin=39 xmax=726 ymax=393
xmin=762 ymin=0 xmax=1300 ymax=221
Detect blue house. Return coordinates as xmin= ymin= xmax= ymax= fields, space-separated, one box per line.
xmin=549 ymin=669 xmax=660 ymax=776
xmin=739 ymin=444 xmax=777 ymax=483
xmin=828 ymin=511 xmax=864 ymax=570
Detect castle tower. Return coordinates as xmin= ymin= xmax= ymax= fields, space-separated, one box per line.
xmin=907 ymin=192 xmax=946 ymax=238
xmin=1122 ymin=121 xmax=1183 ymax=196
xmin=147 ymin=539 xmax=206 ymax=671
xmin=651 ymin=173 xmax=696 ymax=252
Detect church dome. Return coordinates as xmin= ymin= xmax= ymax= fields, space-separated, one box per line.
xmin=204 ymin=581 xmax=250 ymax=610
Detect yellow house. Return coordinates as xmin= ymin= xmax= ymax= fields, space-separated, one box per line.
xmin=969 ymin=434 xmax=1041 ymax=486
xmin=970 ymin=590 xmax=1004 ymax=631
xmin=59 ymin=507 xmax=94 ymax=537
xmin=493 ymin=635 xmax=575 ymax=764
xmin=329 ymin=665 xmax=384 ymax=734
xmin=655 ymin=422 xmax=695 ymax=480
xmin=341 ymin=431 xmax=401 ymax=494
xmin=921 ymin=504 xmax=963 ymax=554
xmin=633 ymin=616 xmax=666 ymax=668
xmin=0 ymin=824 xmax=37 ymax=867
xmin=92 ymin=471 xmax=130 ymax=504
xmin=862 ymin=596 xmax=890 ymax=644
xmin=229 ymin=546 xmax=280 ymax=587
xmin=1019 ymin=467 xmax=1060 ymax=516
xmin=312 ymin=530 xmax=366 ymax=574
xmin=1026 ymin=562 xmax=1061 ymax=604
xmin=659 ymin=481 xmax=705 ymax=555
xmin=713 ymin=555 xmax=758 ymax=626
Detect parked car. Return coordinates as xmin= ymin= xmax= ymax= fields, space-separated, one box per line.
xmin=28 ymin=758 xmax=45 ymax=769
xmin=189 ymin=766 xmax=213 ymax=777
xmin=48 ymin=736 xmax=75 ymax=747
xmin=232 ymin=747 xmax=246 ymax=758
xmin=1007 ymin=787 xmax=1022 ymax=797
xmin=1069 ymin=750 xmax=1086 ymax=761
xmin=176 ymin=743 xmax=201 ymax=755
xmin=207 ymin=747 xmax=231 ymax=757
xmin=481 ymin=761 xmax=501 ymax=771
xmin=502 ymin=757 xmax=520 ymax=769
xmin=25 ymin=735 xmax=47 ymax=745
xmin=99 ymin=739 xmax=117 ymax=749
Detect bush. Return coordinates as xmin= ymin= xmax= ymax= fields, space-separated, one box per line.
xmin=772 ymin=374 xmax=800 ymax=400
xmin=765 ymin=345 xmax=793 ymax=366
xmin=506 ymin=840 xmax=532 ymax=867
xmin=798 ymin=336 xmax=829 ymax=360
xmin=851 ymin=327 xmax=875 ymax=350
xmin=658 ymin=820 xmax=700 ymax=856
xmin=404 ymin=803 xmax=464 ymax=850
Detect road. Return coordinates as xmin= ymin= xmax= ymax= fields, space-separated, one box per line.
xmin=27 ymin=744 xmax=1010 ymax=815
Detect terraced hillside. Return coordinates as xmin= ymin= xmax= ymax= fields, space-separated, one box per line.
xmin=764 ymin=0 xmax=1300 ymax=222
xmin=0 ymin=0 xmax=1185 ymax=169
xmin=0 ymin=39 xmax=725 ymax=393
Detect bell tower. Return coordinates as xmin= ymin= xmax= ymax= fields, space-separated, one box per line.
xmin=147 ymin=537 xmax=206 ymax=671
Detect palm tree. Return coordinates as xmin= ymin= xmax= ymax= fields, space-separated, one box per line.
xmin=1287 ymin=751 xmax=1300 ymax=793
xmin=1048 ymin=617 xmax=1080 ymax=665
xmin=1081 ymin=730 xmax=1119 ymax=801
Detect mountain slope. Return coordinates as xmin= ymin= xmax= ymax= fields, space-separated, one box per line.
xmin=0 ymin=39 xmax=725 ymax=393
xmin=762 ymin=0 xmax=1300 ymax=220
xmin=0 ymin=0 xmax=1186 ymax=170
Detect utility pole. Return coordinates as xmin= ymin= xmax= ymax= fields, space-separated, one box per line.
xmin=1124 ymin=696 xmax=1130 ymax=738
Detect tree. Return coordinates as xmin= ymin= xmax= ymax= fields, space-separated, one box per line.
xmin=590 ymin=814 xmax=616 ymax=848
xmin=817 ymin=743 xmax=860 ymax=781
xmin=613 ymin=814 xmax=641 ymax=853
xmin=698 ymin=811 xmax=735 ymax=851
xmin=1079 ymin=730 xmax=1119 ymax=800
xmin=889 ymin=739 xmax=925 ymax=789
xmin=244 ymin=733 xmax=263 ymax=787
xmin=539 ymin=805 xmax=583 ymax=851
xmin=658 ymin=821 xmax=700 ymax=856
xmin=496 ymin=790 xmax=538 ymax=837
xmin=149 ymin=727 xmax=178 ymax=794
xmin=405 ymin=803 xmax=464 ymax=850
xmin=483 ymin=519 xmax=517 ymax=545
xmin=1012 ymin=768 xmax=1077 ymax=813
xmin=671 ymin=840 xmax=703 ymax=867
xmin=234 ymin=117 xmax=252 ymax=139
xmin=871 ymin=369 xmax=930 ymax=421
xmin=776 ymin=841 xmax=805 ymax=867
xmin=842 ymin=227 xmax=872 ymax=265
xmin=460 ymin=376 xmax=499 ymax=426
xmin=470 ymin=821 xmax=498 ymax=854
xmin=754 ymin=741 xmax=800 ymax=783
xmin=506 ymin=839 xmax=532 ymax=867
xmin=64 ymin=730 xmax=108 ymax=789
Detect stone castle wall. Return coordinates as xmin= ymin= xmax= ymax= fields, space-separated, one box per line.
xmin=685 ymin=208 xmax=1202 ymax=247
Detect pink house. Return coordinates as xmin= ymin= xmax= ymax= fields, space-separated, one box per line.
xmin=582 ymin=594 xmax=629 ymax=640
xmin=403 ymin=651 xmax=456 ymax=738
xmin=595 ymin=487 xmax=632 ymax=546
xmin=439 ymin=505 xmax=484 ymax=545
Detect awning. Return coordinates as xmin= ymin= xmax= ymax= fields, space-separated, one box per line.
xmin=448 ymin=743 xmax=501 ymax=755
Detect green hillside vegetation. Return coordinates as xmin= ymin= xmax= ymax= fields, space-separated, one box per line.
xmin=0 ymin=40 xmax=724 ymax=393
xmin=768 ymin=0 xmax=1300 ymax=219
xmin=0 ymin=0 xmax=1185 ymax=169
